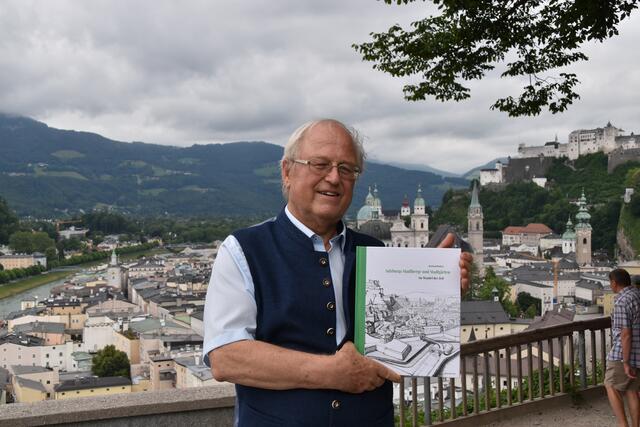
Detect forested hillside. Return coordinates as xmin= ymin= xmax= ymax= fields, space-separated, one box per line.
xmin=0 ymin=114 xmax=467 ymax=217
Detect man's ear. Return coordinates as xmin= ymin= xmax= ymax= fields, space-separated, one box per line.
xmin=281 ymin=159 xmax=290 ymax=187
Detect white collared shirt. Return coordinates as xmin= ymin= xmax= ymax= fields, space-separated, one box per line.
xmin=203 ymin=206 xmax=347 ymax=366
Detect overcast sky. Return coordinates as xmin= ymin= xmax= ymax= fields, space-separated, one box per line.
xmin=1 ymin=1 xmax=639 ymax=174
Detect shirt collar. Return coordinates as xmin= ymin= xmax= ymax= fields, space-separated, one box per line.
xmin=284 ymin=205 xmax=346 ymax=251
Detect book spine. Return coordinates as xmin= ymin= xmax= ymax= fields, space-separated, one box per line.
xmin=354 ymin=246 xmax=367 ymax=354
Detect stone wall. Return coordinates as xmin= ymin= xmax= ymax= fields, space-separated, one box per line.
xmin=608 ymin=148 xmax=640 ymax=173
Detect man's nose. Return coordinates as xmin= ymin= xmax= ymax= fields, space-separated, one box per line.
xmin=324 ymin=165 xmax=341 ymax=183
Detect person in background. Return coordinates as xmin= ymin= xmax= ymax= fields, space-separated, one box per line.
xmin=605 ymin=268 xmax=640 ymax=427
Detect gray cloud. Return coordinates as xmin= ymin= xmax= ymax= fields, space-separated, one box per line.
xmin=0 ymin=1 xmax=638 ymax=173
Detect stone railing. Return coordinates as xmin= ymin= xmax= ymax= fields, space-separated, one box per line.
xmin=0 ymin=383 xmax=236 ymax=427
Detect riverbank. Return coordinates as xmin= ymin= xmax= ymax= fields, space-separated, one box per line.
xmin=0 ymin=270 xmax=78 ymax=299
xmin=0 ymin=247 xmax=168 ymax=301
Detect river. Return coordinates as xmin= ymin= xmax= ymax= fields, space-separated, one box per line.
xmin=0 ymin=276 xmax=73 ymax=319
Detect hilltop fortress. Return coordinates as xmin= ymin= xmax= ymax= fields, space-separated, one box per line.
xmin=481 ymin=122 xmax=640 ymax=186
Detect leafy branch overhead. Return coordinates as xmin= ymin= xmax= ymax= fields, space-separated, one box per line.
xmin=354 ymin=0 xmax=638 ymax=116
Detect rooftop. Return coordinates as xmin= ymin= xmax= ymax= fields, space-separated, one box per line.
xmin=54 ymin=376 xmax=131 ymax=392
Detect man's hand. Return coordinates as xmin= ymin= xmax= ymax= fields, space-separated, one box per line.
xmin=437 ymin=233 xmax=473 ymax=296
xmin=329 ymin=342 xmax=401 ymax=394
xmin=624 ymin=362 xmax=636 ymax=380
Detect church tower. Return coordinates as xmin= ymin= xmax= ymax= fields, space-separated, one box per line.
xmin=575 ymin=190 xmax=592 ymax=266
xmin=107 ymin=249 xmax=122 ymax=290
xmin=400 ymin=195 xmax=410 ymax=217
xmin=468 ymin=181 xmax=484 ymax=273
xmin=411 ymin=184 xmax=428 ymax=232
xmin=562 ymin=217 xmax=576 ymax=254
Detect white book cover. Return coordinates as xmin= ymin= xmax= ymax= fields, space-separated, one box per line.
xmin=355 ymin=246 xmax=461 ymax=377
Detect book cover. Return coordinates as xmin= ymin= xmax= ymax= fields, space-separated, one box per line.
xmin=355 ymin=246 xmax=461 ymax=378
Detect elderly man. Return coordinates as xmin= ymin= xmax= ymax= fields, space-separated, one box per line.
xmin=203 ymin=119 xmax=472 ymax=426
xmin=606 ymin=268 xmax=640 ymax=427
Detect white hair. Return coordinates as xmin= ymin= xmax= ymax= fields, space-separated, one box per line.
xmin=280 ymin=119 xmax=366 ymax=198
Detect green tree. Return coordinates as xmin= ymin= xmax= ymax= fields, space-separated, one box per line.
xmin=44 ymin=246 xmax=58 ymax=262
xmin=9 ymin=231 xmax=55 ymax=254
xmin=0 ymin=197 xmax=19 ymax=245
xmin=476 ymin=267 xmax=518 ymax=316
xmin=525 ymin=304 xmax=538 ymax=319
xmin=354 ymin=1 xmax=638 ymax=116
xmin=517 ymin=292 xmax=542 ymax=316
xmin=91 ymin=345 xmax=130 ymax=378
xmin=630 ymin=193 xmax=640 ymax=216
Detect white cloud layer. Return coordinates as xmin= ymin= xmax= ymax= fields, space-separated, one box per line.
xmin=1 ymin=0 xmax=638 ymax=173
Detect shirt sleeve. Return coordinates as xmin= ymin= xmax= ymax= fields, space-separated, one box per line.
xmin=203 ymin=235 xmax=257 ymax=367
xmin=613 ymin=295 xmax=632 ymax=330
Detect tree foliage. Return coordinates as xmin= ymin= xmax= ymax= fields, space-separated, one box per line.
xmin=354 ymin=0 xmax=638 ymax=116
xmin=476 ymin=266 xmax=519 ymax=316
xmin=516 ymin=292 xmax=542 ymax=317
xmin=8 ymin=231 xmax=55 ymax=254
xmin=0 ymin=196 xmax=19 ymax=245
xmin=91 ymin=345 xmax=130 ymax=378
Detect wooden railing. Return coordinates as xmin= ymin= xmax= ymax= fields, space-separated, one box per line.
xmin=396 ymin=316 xmax=611 ymax=426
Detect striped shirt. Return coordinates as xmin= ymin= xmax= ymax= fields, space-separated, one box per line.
xmin=608 ymin=285 xmax=640 ymax=367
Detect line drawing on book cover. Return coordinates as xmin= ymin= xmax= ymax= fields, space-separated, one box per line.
xmin=365 ymin=278 xmax=460 ymax=377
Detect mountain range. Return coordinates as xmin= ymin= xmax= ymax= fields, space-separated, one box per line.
xmin=0 ymin=114 xmax=471 ymax=218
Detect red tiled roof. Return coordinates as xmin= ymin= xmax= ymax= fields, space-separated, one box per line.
xmin=503 ymin=226 xmax=526 ymax=234
xmin=503 ymin=223 xmax=553 ymax=235
xmin=523 ymin=223 xmax=553 ymax=234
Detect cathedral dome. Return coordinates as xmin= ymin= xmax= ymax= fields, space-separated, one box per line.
xmin=357 ymin=205 xmax=375 ymax=221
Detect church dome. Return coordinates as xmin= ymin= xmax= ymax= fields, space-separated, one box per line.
xmin=562 ymin=218 xmax=575 ymax=240
xmin=357 ymin=205 xmax=375 ymax=221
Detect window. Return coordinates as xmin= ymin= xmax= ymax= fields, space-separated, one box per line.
xmin=62 ymin=392 xmax=66 ymax=395
xmin=46 ymin=354 xmax=49 ymax=358
xmin=47 ymin=380 xmax=50 ymax=384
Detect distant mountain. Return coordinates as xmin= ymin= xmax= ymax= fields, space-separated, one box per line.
xmin=0 ymin=114 xmax=468 ymax=218
xmin=462 ymin=157 xmax=510 ymax=180
xmin=372 ymin=159 xmax=461 ymax=178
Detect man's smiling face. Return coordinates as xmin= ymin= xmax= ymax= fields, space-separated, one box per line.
xmin=282 ymin=121 xmax=358 ymax=235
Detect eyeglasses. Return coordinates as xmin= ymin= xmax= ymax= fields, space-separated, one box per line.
xmin=293 ymin=158 xmax=361 ymax=180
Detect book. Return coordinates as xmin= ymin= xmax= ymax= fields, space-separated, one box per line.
xmin=355 ymin=246 xmax=461 ymax=378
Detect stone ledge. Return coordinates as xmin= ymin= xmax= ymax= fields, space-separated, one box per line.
xmin=0 ymin=384 xmax=236 ymax=427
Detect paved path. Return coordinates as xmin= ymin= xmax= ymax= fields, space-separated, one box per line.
xmin=487 ymin=395 xmax=619 ymax=427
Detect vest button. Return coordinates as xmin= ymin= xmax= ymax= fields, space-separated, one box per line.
xmin=319 ymin=257 xmax=328 ymax=266
xmin=326 ymin=327 xmax=335 ymax=336
xmin=331 ymin=399 xmax=341 ymax=409
xmin=326 ymin=302 xmax=335 ymax=311
xmin=322 ymin=278 xmax=331 ymax=287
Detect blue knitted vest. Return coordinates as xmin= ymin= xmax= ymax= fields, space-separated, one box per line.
xmin=231 ymin=210 xmax=393 ymax=427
